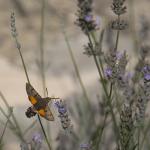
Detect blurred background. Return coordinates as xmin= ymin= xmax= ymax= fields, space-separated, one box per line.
xmin=0 ymin=0 xmax=150 ymax=149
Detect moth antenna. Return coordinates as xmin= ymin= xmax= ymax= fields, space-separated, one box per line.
xmin=46 ymin=87 xmax=60 ymax=100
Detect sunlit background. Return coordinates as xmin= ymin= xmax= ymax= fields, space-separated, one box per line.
xmin=0 ymin=0 xmax=150 ymax=149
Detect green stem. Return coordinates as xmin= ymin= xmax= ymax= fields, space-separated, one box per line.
xmin=87 ymin=32 xmax=120 ymax=144
xmin=90 ymin=31 xmax=104 ymax=75
xmin=140 ymin=120 xmax=150 ymax=149
xmin=87 ymin=33 xmax=103 ymax=78
xmin=115 ymin=30 xmax=120 ymax=52
xmin=114 ymin=15 xmax=120 ymax=52
xmin=0 ymin=92 xmax=25 ymax=141
xmin=109 ymin=83 xmax=113 ymax=97
xmin=38 ymin=115 xmax=52 ymax=150
xmin=113 ymin=87 xmax=122 ymax=114
xmin=0 ymin=107 xmax=23 ymax=140
xmin=138 ymin=128 xmax=140 ymax=150
xmin=0 ymin=108 xmax=13 ymax=145
xmin=12 ymin=13 xmax=52 ymax=149
xmin=98 ymin=30 xmax=105 ymax=75
xmin=14 ymin=37 xmax=30 ymax=84
xmin=90 ymin=31 xmax=116 ymax=148
xmin=95 ymin=113 xmax=108 ymax=150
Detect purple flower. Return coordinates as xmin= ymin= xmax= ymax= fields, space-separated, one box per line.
xmin=59 ymin=107 xmax=67 ymax=114
xmin=142 ymin=65 xmax=150 ymax=81
xmin=55 ymin=100 xmax=73 ymax=132
xmin=104 ymin=68 xmax=112 ymax=78
xmin=142 ymin=65 xmax=150 ymax=72
xmin=75 ymin=0 xmax=99 ymax=34
xmin=84 ymin=15 xmax=100 ymax=28
xmin=143 ymin=66 xmax=148 ymax=72
xmin=84 ymin=15 xmax=93 ymax=22
xmin=32 ymin=133 xmax=42 ymax=143
xmin=144 ymin=74 xmax=150 ymax=81
xmin=55 ymin=101 xmax=67 ymax=114
xmin=116 ymin=52 xmax=123 ymax=60
xmin=116 ymin=50 xmax=126 ymax=60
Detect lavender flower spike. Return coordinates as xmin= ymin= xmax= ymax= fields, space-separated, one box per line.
xmin=104 ymin=67 xmax=112 ymax=78
xmin=32 ymin=133 xmax=42 ymax=143
xmin=84 ymin=15 xmax=93 ymax=22
xmin=30 ymin=133 xmax=42 ymax=150
xmin=142 ymin=65 xmax=150 ymax=81
xmin=144 ymin=74 xmax=150 ymax=81
xmin=55 ymin=101 xmax=67 ymax=114
xmin=75 ymin=0 xmax=99 ymax=34
xmin=55 ymin=100 xmax=73 ymax=132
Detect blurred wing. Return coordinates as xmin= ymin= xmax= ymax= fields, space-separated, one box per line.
xmin=26 ymin=83 xmax=42 ymax=105
xmin=37 ymin=106 xmax=54 ymax=121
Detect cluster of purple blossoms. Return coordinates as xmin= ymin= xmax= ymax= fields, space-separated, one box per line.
xmin=142 ymin=65 xmax=150 ymax=81
xmin=32 ymin=133 xmax=42 ymax=144
xmin=75 ymin=0 xmax=99 ymax=34
xmin=31 ymin=133 xmax=42 ymax=150
xmin=104 ymin=67 xmax=112 ymax=78
xmin=116 ymin=51 xmax=124 ymax=60
xmin=134 ymin=65 xmax=150 ymax=125
xmin=55 ymin=100 xmax=73 ymax=132
xmin=105 ymin=50 xmax=128 ymax=87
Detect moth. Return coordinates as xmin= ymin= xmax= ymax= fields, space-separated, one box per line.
xmin=25 ymin=83 xmax=58 ymax=121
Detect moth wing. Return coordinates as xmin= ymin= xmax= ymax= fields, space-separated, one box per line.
xmin=37 ymin=106 xmax=54 ymax=121
xmin=26 ymin=83 xmax=42 ymax=105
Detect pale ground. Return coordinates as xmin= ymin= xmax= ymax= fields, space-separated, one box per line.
xmin=0 ymin=0 xmax=150 ymax=149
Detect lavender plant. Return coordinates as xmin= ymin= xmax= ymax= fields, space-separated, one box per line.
xmin=74 ymin=0 xmax=150 ymax=150
xmin=55 ymin=100 xmax=73 ymax=132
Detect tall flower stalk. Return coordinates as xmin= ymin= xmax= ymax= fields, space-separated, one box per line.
xmin=75 ymin=0 xmax=121 ymax=145
xmin=10 ymin=12 xmax=52 ymax=150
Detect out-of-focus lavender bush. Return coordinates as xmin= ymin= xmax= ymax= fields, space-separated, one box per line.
xmin=57 ymin=0 xmax=150 ymax=150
